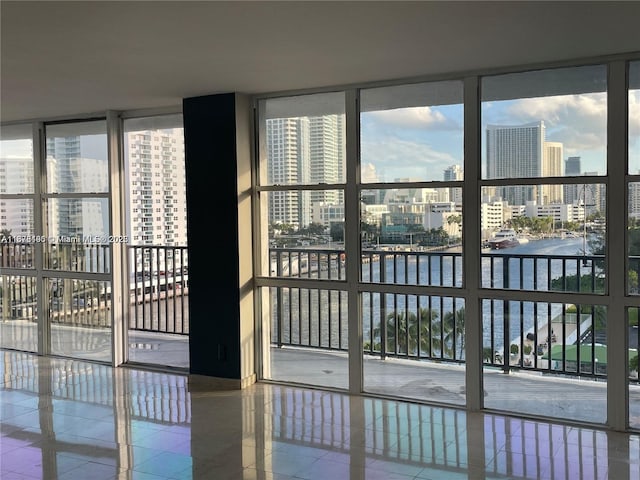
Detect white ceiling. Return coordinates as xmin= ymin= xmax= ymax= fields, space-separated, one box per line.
xmin=2 ymin=1 xmax=640 ymax=123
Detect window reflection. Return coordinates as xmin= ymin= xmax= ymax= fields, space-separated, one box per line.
xmin=45 ymin=121 xmax=108 ymax=194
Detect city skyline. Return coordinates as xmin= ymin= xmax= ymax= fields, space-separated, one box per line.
xmin=0 ymin=127 xmax=188 ymax=248
xmin=360 ymin=90 xmax=640 ymax=181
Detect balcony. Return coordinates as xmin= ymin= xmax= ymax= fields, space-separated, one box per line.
xmin=1 ymin=244 xmax=639 ymax=425
xmin=268 ymin=246 xmax=622 ymax=366
xmin=266 ymin=244 xmax=640 ymax=424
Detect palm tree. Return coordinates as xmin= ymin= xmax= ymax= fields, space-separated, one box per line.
xmin=443 ymin=306 xmax=465 ymax=359
xmin=372 ymin=307 xmax=440 ymax=356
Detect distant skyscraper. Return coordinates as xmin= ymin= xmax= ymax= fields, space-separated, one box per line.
xmin=266 ymin=114 xmax=345 ymax=229
xmin=564 ymin=156 xmax=582 ymax=205
xmin=542 ymin=142 xmax=564 ymax=204
xmin=486 ymin=121 xmax=545 ymax=206
xmin=443 ymin=165 xmax=463 ymax=181
xmin=565 ymin=156 xmax=581 ymax=176
xmin=46 ymin=136 xmax=108 ymax=239
xmin=124 ymin=128 xmax=187 ymax=246
xmin=266 ymin=117 xmax=310 ymax=229
xmin=0 ymin=156 xmax=34 ymax=236
xmin=443 ymin=165 xmax=463 ymax=204
xmin=583 ymin=172 xmax=605 ymax=216
xmin=630 ymin=182 xmax=640 ymax=219
xmin=308 ymin=115 xmax=345 ymax=207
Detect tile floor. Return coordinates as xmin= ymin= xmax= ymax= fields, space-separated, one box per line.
xmin=1 ymin=350 xmax=639 ymax=480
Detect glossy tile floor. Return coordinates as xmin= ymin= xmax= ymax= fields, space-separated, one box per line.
xmin=1 ymin=350 xmax=639 ymax=480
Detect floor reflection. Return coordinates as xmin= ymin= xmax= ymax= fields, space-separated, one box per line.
xmin=1 ymin=350 xmax=639 ymax=479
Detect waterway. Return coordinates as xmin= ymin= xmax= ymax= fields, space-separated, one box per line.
xmin=275 ymin=236 xmax=602 ymax=356
xmin=491 ymin=235 xmax=588 ymax=256
xmin=370 ymin=236 xmax=598 ymax=353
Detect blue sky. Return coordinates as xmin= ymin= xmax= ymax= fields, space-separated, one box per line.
xmin=2 ymin=91 xmax=639 ymax=178
xmin=361 ymin=91 xmax=640 ymax=181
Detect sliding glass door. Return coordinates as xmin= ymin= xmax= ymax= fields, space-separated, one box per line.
xmin=44 ymin=120 xmax=112 ymax=362
xmin=0 ymin=124 xmax=37 ymax=352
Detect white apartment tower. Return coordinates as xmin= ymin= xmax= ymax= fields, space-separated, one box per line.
xmin=308 ymin=115 xmax=345 ymax=207
xmin=125 ymin=129 xmax=187 ymax=246
xmin=443 ymin=164 xmax=463 ymax=204
xmin=486 ymin=121 xmax=545 ymax=206
xmin=266 ymin=117 xmax=311 ymax=229
xmin=630 ymin=182 xmax=640 ymax=219
xmin=480 ymin=200 xmax=510 ymax=239
xmin=45 ymin=136 xmax=109 ymax=239
xmin=267 ymin=115 xmax=345 ymax=229
xmin=542 ymin=141 xmax=564 ymax=204
xmin=0 ymin=156 xmax=34 ymax=237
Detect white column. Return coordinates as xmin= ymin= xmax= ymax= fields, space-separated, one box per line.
xmin=463 ymin=76 xmax=483 ymax=411
xmin=606 ymin=60 xmax=629 ymax=431
xmin=107 ymin=111 xmax=127 ymax=366
xmin=346 ymin=88 xmax=363 ymax=394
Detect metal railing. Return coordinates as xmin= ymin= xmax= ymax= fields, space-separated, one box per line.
xmin=268 ymin=246 xmax=638 ymax=382
xmin=128 ymin=245 xmax=189 ymax=334
xmin=2 ymin=242 xmax=638 ymax=381
xmin=0 ymin=243 xmax=189 ymax=335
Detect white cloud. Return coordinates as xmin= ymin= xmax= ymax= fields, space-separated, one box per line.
xmin=508 ymin=94 xmax=606 ymax=124
xmin=361 ymin=137 xmax=459 ymax=182
xmin=366 ymin=106 xmax=458 ymax=130
xmin=505 ymin=93 xmax=608 ymax=152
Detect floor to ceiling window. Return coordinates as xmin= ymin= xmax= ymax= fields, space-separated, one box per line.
xmin=256 ymin=92 xmax=349 ymax=389
xmin=3 ymin=53 xmax=640 ymax=431
xmin=0 ymin=123 xmax=37 ymax=353
xmin=44 ymin=120 xmax=112 ymax=362
xmin=479 ymin=64 xmax=609 ymax=423
xmin=1 ymin=113 xmax=189 ymax=369
xmin=255 ymin=57 xmax=640 ymax=430
xmin=122 ymin=114 xmax=189 ymax=368
xmin=359 ymin=80 xmax=466 ymax=404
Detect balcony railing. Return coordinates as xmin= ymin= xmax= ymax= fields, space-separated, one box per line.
xmin=128 ymin=245 xmax=189 ymax=334
xmin=0 ymin=244 xmax=189 ymax=335
xmin=268 ymin=246 xmax=638 ymax=383
xmin=2 ymin=243 xmax=638 ymax=382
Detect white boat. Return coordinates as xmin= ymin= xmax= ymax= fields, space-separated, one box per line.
xmin=488 ymin=229 xmax=520 ymax=249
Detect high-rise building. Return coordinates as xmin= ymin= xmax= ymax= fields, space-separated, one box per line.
xmin=45 ymin=136 xmax=108 ymax=239
xmin=125 ymin=129 xmax=187 ymax=246
xmin=444 ymin=164 xmax=463 ymax=204
xmin=308 ymin=115 xmax=345 ymax=207
xmin=583 ymin=171 xmax=605 ymax=217
xmin=266 ymin=115 xmax=345 ymax=229
xmin=565 ymin=156 xmax=581 ymax=176
xmin=0 ymin=156 xmax=34 ymax=237
xmin=564 ymin=156 xmax=582 ymax=205
xmin=542 ymin=141 xmax=564 ymax=204
xmin=443 ymin=164 xmax=463 ymax=181
xmin=266 ymin=117 xmax=310 ymax=229
xmin=486 ymin=121 xmax=545 ymax=206
xmin=629 ymin=182 xmax=640 ymax=219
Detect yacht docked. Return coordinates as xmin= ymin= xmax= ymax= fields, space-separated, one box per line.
xmin=488 ymin=228 xmax=520 ymax=249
